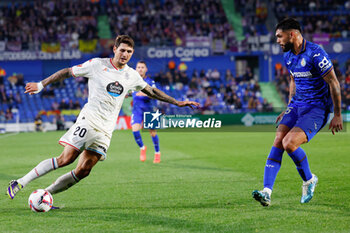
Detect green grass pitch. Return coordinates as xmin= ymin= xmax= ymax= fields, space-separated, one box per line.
xmin=0 ymin=124 xmax=349 ymax=232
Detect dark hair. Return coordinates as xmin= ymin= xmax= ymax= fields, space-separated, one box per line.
xmin=137 ymin=60 xmax=147 ymax=66
xmin=275 ymin=18 xmax=302 ymax=33
xmin=114 ymin=35 xmax=135 ymax=48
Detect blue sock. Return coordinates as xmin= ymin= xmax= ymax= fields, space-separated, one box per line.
xmin=152 ymin=135 xmax=160 ymax=153
xmin=288 ymin=147 xmax=312 ymax=181
xmin=264 ymin=146 xmax=284 ymax=190
xmin=133 ymin=131 xmax=144 ymax=148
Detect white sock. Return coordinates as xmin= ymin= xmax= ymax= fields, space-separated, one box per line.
xmin=46 ymin=170 xmax=79 ymax=194
xmin=263 ymin=187 xmax=272 ymax=196
xmin=18 ymin=158 xmax=58 ymax=187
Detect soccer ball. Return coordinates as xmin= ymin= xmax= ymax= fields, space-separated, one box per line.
xmin=28 ymin=189 xmax=53 ymax=212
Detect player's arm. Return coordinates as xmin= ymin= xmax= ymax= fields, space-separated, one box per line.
xmin=24 ymin=68 xmax=72 ymax=95
xmin=276 ymin=75 xmax=295 ymax=123
xmin=323 ymin=69 xmax=343 ymax=134
xmin=141 ymin=84 xmax=200 ymax=109
xmin=287 ymin=75 xmax=295 ymax=105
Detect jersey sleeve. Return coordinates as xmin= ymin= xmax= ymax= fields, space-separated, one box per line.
xmin=133 ymin=73 xmax=148 ymax=92
xmin=312 ymin=47 xmax=333 ymax=78
xmin=71 ymin=58 xmax=97 ymax=79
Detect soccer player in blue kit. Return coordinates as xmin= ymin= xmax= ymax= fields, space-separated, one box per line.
xmin=131 ymin=61 xmax=161 ymax=163
xmin=253 ymin=18 xmax=343 ymax=206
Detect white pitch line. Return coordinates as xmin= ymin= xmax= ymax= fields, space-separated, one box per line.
xmin=0 ymin=132 xmax=19 ymax=139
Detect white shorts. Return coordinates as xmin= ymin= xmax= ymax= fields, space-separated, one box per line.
xmin=59 ymin=114 xmax=110 ymax=161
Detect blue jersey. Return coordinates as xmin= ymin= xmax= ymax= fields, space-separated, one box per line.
xmin=132 ymin=76 xmax=156 ymax=106
xmin=284 ymin=39 xmax=333 ymax=111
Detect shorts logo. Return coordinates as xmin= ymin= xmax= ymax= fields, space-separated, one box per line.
xmin=98 ymin=145 xmax=107 ymax=154
xmin=143 ymin=109 xmax=162 ymax=129
xmin=106 ymin=81 xmax=124 ymax=97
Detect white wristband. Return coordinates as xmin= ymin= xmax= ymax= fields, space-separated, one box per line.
xmin=34 ymin=81 xmax=44 ymax=94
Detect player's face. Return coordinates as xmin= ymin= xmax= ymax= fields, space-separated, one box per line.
xmin=136 ymin=63 xmax=148 ymax=78
xmin=113 ymin=43 xmax=134 ymax=66
xmin=275 ymin=29 xmax=293 ymax=52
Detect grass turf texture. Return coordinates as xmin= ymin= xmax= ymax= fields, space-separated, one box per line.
xmin=0 ymin=124 xmax=349 ymax=233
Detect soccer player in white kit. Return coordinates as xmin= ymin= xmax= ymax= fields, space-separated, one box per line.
xmin=7 ymin=35 xmax=199 ymax=203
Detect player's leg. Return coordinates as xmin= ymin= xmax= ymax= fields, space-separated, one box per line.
xmin=132 ymin=110 xmax=147 ymax=161
xmin=132 ymin=123 xmax=147 ymax=161
xmin=46 ymin=150 xmax=101 ymax=194
xmin=150 ymin=129 xmax=160 ymax=163
xmin=252 ymin=124 xmax=290 ymax=206
xmin=283 ymin=126 xmax=312 ymax=181
xmin=282 ymin=126 xmax=318 ymax=203
xmin=253 ymin=105 xmax=298 ymax=206
xmin=7 ymin=145 xmax=80 ymax=199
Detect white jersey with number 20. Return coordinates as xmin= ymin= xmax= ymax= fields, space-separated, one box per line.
xmin=71 ymin=58 xmax=147 ymax=136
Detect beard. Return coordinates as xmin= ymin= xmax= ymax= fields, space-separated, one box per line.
xmin=282 ymin=42 xmax=293 ymax=52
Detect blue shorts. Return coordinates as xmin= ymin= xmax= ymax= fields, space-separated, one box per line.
xmin=279 ymin=103 xmax=330 ymax=141
xmin=131 ymin=104 xmax=154 ymax=125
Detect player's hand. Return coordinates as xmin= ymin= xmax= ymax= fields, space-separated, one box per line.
xmin=329 ymin=114 xmax=343 ymax=135
xmin=275 ymin=111 xmax=285 ymax=124
xmin=24 ymin=82 xmax=43 ymax=95
xmin=176 ymin=101 xmax=200 ymax=109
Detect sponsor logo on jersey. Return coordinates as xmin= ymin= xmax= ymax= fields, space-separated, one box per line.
xmin=290 ymin=71 xmax=312 ymax=78
xmin=106 ymin=81 xmax=124 ymax=97
xmin=301 ymin=58 xmax=306 ymax=67
xmin=318 ymin=56 xmax=332 ymax=72
xmin=313 ymin=53 xmax=320 ymax=57
xmin=287 ymin=61 xmax=291 ymax=65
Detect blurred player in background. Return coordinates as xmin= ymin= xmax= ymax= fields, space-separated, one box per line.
xmin=131 ymin=61 xmax=161 ymax=163
xmin=252 ymin=18 xmax=343 ymax=206
xmin=7 ymin=35 xmax=199 ymax=203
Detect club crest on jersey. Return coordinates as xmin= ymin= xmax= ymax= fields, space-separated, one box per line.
xmin=106 ymin=81 xmax=124 ymax=97
xmin=301 ymin=58 xmax=306 ymax=67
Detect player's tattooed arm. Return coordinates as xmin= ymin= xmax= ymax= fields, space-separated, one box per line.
xmin=41 ymin=68 xmax=72 ymax=87
xmin=323 ymin=69 xmax=342 ymax=116
xmin=141 ymin=85 xmax=178 ymax=105
xmin=288 ymin=75 xmax=296 ymax=104
xmin=141 ymin=85 xmax=200 ymax=108
xmin=324 ymin=68 xmax=343 ymax=134
xmin=25 ymin=68 xmax=72 ymax=95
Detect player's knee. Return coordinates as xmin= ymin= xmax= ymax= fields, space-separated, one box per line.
xmin=282 ymin=137 xmax=297 ymax=153
xmin=150 ymin=130 xmax=157 ymax=137
xmin=273 ymin=135 xmax=284 ymax=148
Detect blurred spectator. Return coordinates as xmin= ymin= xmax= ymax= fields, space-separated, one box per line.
xmin=51 ymin=101 xmax=59 ymax=111
xmin=210 ymin=68 xmax=221 ymax=81
xmin=42 ymin=86 xmax=55 ymax=98
xmin=55 ymin=114 xmax=65 ymax=131
xmin=7 ymin=73 xmax=18 ymax=87
xmin=5 ymin=108 xmax=13 ymax=121
xmin=16 ymin=74 xmax=24 ymax=86
xmin=34 ymin=114 xmax=43 ymax=132
xmin=59 ymin=99 xmax=68 ymax=110
xmin=0 ymin=85 xmax=7 ymax=103
xmin=68 ymin=100 xmax=75 ymax=109
xmin=73 ymin=100 xmax=81 ymax=110
xmin=0 ymin=66 xmax=6 ymax=85
xmin=0 ymin=110 xmax=5 ymax=123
